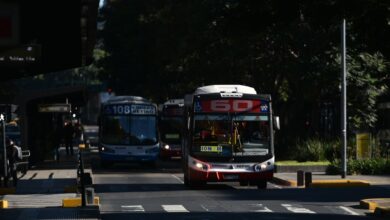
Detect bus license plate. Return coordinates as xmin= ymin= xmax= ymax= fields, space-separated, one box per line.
xmin=126 ymin=157 xmax=134 ymax=161
xmin=224 ymin=174 xmax=239 ymax=180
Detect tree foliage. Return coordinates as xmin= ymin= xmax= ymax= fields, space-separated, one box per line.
xmin=99 ymin=0 xmax=390 ymax=150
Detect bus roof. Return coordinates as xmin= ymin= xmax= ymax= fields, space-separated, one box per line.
xmin=105 ymin=96 xmax=153 ymax=104
xmin=194 ymin=85 xmax=257 ymax=95
xmin=164 ymin=99 xmax=184 ymax=106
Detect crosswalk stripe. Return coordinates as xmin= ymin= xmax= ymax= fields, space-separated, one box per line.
xmin=282 ymin=204 xmax=316 ymax=214
xmin=117 ymin=203 xmax=359 ymax=215
xmin=250 ymin=204 xmax=273 ymax=212
xmin=162 ymin=205 xmax=189 ymax=212
xmin=339 ymin=206 xmax=360 ymax=216
xmin=121 ymin=205 xmax=145 ymax=212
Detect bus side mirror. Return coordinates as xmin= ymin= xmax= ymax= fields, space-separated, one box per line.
xmin=274 ymin=116 xmax=280 ymax=130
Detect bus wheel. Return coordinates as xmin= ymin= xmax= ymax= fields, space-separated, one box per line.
xmin=239 ymin=181 xmax=249 ymax=186
xmin=256 ymin=180 xmax=267 ymax=189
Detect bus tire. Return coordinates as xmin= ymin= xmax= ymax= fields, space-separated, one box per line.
xmin=256 ymin=180 xmax=267 ymax=189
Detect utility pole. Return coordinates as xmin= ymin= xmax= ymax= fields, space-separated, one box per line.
xmin=341 ymin=19 xmax=347 ymax=178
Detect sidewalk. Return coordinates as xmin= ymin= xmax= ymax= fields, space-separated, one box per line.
xmin=273 ymin=172 xmax=390 ymax=217
xmin=0 ymin=147 xmax=100 ymax=220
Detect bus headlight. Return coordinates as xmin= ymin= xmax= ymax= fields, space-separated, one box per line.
xmin=195 ymin=162 xmax=204 ymax=169
xmin=164 ymin=144 xmax=170 ymax=150
xmin=254 ymin=163 xmax=267 ymax=172
xmin=192 ymin=159 xmax=209 ymax=171
xmin=102 ymin=146 xmax=115 ymax=153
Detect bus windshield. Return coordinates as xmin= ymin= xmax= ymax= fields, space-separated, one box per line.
xmin=101 ymin=115 xmax=158 ymax=145
xmin=159 ymin=117 xmax=183 ymax=144
xmin=192 ymin=114 xmax=270 ymax=157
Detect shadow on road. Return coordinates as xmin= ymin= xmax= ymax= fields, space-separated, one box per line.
xmin=100 ymin=211 xmax=370 ymax=220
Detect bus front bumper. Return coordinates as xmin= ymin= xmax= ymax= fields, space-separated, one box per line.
xmin=188 ymin=167 xmax=273 ymax=182
xmin=99 ymin=152 xmax=159 ymax=162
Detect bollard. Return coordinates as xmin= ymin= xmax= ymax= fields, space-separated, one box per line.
xmin=79 ymin=150 xmax=86 ymax=207
xmin=297 ymin=170 xmax=305 ymax=186
xmin=305 ymin=172 xmax=312 ymax=188
xmin=85 ymin=187 xmax=95 ymax=205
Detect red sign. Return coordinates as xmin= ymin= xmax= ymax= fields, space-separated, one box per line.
xmin=197 ymin=100 xmax=262 ymax=113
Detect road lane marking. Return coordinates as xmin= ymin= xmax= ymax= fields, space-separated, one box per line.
xmin=121 ymin=205 xmax=145 ymax=212
xmin=250 ymin=204 xmax=273 ymax=212
xmin=339 ymin=206 xmax=360 ymax=216
xmin=269 ymin=183 xmax=282 ymax=189
xmin=282 ymin=204 xmax=316 ymax=214
xmin=171 ymin=174 xmax=184 ymax=184
xmin=200 ymin=204 xmax=209 ymax=211
xmin=162 ymin=205 xmax=189 ymax=212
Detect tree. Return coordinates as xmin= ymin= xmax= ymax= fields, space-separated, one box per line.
xmin=99 ymin=0 xmax=390 ymax=157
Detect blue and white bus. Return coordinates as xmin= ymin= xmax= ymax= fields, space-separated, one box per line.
xmin=99 ymin=96 xmax=159 ymax=167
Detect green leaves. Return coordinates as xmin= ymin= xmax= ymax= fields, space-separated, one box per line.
xmin=98 ymin=0 xmax=390 ymax=147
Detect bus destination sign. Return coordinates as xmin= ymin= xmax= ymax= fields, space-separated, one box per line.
xmin=104 ymin=104 xmax=156 ymax=115
xmin=194 ymin=99 xmax=268 ymax=113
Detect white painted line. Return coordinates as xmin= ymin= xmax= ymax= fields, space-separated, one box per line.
xmin=121 ymin=205 xmax=145 ymax=212
xmin=162 ymin=205 xmax=189 ymax=212
xmin=251 ymin=204 xmax=273 ymax=212
xmin=171 ymin=175 xmax=184 ymax=184
xmin=200 ymin=204 xmax=209 ymax=211
xmin=282 ymin=204 xmax=316 ymax=214
xmin=269 ymin=183 xmax=282 ymax=189
xmin=339 ymin=206 xmax=360 ymax=216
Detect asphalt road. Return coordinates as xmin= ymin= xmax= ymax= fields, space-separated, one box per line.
xmin=90 ymin=158 xmax=386 ymax=220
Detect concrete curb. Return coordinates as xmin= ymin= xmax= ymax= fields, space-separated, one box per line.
xmin=271 ymin=177 xmax=297 ymax=187
xmin=272 ymin=177 xmax=370 ymax=188
xmin=309 ymin=180 xmax=370 ymax=188
xmin=360 ymin=198 xmax=390 ymax=209
xmin=62 ymin=196 xmax=100 ymax=208
xmin=374 ymin=206 xmax=390 ymax=217
xmin=361 ymin=198 xmax=390 ymax=217
xmin=0 ymin=200 xmax=8 ymax=208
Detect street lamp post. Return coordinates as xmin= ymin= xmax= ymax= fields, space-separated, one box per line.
xmin=341 ymin=19 xmax=347 ymax=178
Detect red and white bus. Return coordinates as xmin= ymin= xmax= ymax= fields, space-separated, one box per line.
xmin=182 ymin=85 xmax=279 ymax=189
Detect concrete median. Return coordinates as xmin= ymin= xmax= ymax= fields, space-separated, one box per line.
xmin=0 ymin=200 xmax=8 ymax=208
xmin=62 ymin=196 xmax=100 ymax=208
xmin=361 ymin=198 xmax=390 ymax=217
xmin=309 ymin=179 xmax=370 ymax=188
